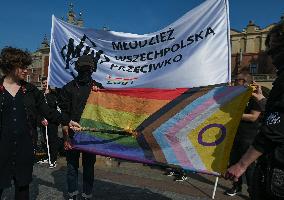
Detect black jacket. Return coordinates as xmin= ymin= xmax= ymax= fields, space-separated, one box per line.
xmin=38 ymin=90 xmax=60 ymax=125
xmin=0 ymin=79 xmax=68 ymax=188
xmin=58 ymin=78 xmax=103 ymax=132
xmin=253 ymin=71 xmax=284 ymax=164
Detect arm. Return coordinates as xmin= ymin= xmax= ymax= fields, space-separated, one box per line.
xmin=57 ymin=85 xmax=74 ymax=150
xmin=36 ymin=109 xmax=48 ymax=126
xmin=62 ymin=125 xmax=73 ymax=150
xmin=35 ymin=86 xmax=80 ymax=130
xmin=225 ymin=146 xmax=263 ymax=181
xmin=242 ymin=110 xmax=261 ymax=122
xmin=242 ymin=85 xmax=266 ymax=122
xmin=251 ymin=82 xmax=267 ymax=110
xmin=57 ymin=85 xmax=72 ymax=126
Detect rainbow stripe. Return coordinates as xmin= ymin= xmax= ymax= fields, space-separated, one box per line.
xmin=72 ymin=86 xmax=251 ymax=175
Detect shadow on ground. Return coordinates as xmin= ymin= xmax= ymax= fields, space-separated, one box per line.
xmin=2 ymin=166 xmax=171 ymax=200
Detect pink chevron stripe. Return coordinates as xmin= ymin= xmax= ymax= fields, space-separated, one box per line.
xmin=169 ymin=87 xmax=235 ymax=136
xmin=164 ymin=87 xmax=235 ymax=166
xmin=165 ymin=134 xmax=194 ymax=168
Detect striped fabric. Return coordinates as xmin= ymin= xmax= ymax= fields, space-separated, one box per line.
xmin=72 ymin=86 xmax=252 ymax=175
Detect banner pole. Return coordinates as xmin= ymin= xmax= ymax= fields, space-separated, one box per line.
xmin=212 ymin=176 xmax=219 ymax=199
xmin=45 ymin=126 xmax=51 ymax=165
xmin=44 ymin=75 xmax=52 ymax=165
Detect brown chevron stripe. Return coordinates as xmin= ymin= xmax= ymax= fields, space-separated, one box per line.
xmin=137 ymin=87 xmax=210 ymax=163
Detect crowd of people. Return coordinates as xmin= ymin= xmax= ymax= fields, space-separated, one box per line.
xmin=0 ymin=19 xmax=283 ymax=200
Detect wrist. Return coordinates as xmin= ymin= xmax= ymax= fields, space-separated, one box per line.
xmin=238 ymin=159 xmax=249 ymax=170
xmin=258 ymin=96 xmax=266 ymax=102
xmin=63 ymin=132 xmax=69 ymax=137
xmin=63 ymin=134 xmax=71 ymax=141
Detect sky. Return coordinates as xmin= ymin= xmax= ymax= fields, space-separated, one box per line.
xmin=0 ymin=0 xmax=283 ymax=51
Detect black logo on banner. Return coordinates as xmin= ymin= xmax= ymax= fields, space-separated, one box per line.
xmin=60 ymin=34 xmax=110 ymax=78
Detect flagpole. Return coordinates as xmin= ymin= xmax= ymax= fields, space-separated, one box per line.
xmin=43 ymin=85 xmax=52 ymax=165
xmin=212 ymin=176 xmax=219 ymax=199
xmin=45 ymin=126 xmax=52 ymax=165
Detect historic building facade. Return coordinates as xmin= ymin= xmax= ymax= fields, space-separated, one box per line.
xmin=230 ymin=18 xmax=283 ymax=89
xmin=26 ymin=3 xmax=83 ymax=88
xmin=26 ymin=36 xmax=50 ymax=87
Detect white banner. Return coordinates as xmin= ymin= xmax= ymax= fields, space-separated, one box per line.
xmin=48 ymin=0 xmax=230 ymax=88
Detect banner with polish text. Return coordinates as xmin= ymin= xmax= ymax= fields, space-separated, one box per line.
xmin=48 ymin=0 xmax=230 ymax=88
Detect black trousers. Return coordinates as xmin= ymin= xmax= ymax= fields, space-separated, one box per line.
xmin=229 ymin=138 xmax=255 ymax=192
xmin=66 ymin=150 xmax=96 ymax=196
xmin=41 ymin=123 xmax=59 ymax=163
xmin=0 ymin=181 xmax=29 ymax=200
xmin=251 ymin=156 xmax=284 ymax=200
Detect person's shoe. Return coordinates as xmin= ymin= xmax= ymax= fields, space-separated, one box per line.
xmin=174 ymin=175 xmax=188 ymax=182
xmin=225 ymin=186 xmax=242 ymax=196
xmin=81 ymin=193 xmax=92 ymax=200
xmin=37 ymin=159 xmax=48 ymax=164
xmin=164 ymin=170 xmax=177 ymax=177
xmin=68 ymin=195 xmax=78 ymax=200
xmin=49 ymin=161 xmax=57 ymax=169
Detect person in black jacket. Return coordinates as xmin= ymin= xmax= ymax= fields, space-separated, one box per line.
xmin=37 ymin=77 xmax=60 ymax=168
xmin=225 ymin=20 xmax=284 ymax=200
xmin=58 ymin=54 xmax=103 ymax=200
xmin=0 ymin=47 xmax=80 ymax=200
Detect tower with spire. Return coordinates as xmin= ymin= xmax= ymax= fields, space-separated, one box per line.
xmin=25 ymin=3 xmax=84 ymax=87
xmin=66 ymin=3 xmax=84 ymax=27
xmin=40 ymin=34 xmax=49 ymax=49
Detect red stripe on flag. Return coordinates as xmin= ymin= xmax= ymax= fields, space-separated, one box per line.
xmin=97 ymin=88 xmax=189 ymax=100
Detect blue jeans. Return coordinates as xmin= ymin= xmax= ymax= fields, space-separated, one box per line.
xmin=66 ymin=150 xmax=96 ymax=197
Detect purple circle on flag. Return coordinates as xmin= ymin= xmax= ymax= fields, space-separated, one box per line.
xmin=198 ymin=123 xmax=226 ymax=146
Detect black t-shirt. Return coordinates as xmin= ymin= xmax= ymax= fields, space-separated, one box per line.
xmin=235 ymin=97 xmax=265 ymax=141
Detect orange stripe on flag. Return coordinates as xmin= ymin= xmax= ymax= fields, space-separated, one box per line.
xmin=87 ymin=91 xmax=170 ymax=115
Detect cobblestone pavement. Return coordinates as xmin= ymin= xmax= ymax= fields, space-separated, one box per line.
xmin=2 ymin=156 xmax=249 ymax=200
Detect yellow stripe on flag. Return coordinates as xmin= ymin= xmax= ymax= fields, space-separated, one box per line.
xmin=188 ymin=90 xmax=251 ymax=174
xmin=82 ymin=104 xmax=150 ymax=130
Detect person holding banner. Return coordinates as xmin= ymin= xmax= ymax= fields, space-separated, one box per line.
xmin=0 ymin=47 xmax=81 ymax=200
xmin=58 ymin=54 xmax=103 ymax=200
xmin=225 ymin=20 xmax=284 ymax=200
xmin=225 ymin=73 xmax=265 ymax=197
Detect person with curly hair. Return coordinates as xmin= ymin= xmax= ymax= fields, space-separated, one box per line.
xmin=225 ymin=20 xmax=284 ymax=200
xmin=0 ymin=47 xmax=81 ymax=200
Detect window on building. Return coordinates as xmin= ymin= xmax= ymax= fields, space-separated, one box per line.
xmin=249 ymin=63 xmax=258 ymax=74
xmin=240 ymin=38 xmax=246 ymax=53
xmin=31 ymin=69 xmax=34 ymax=73
xmin=26 ymin=75 xmax=30 ymax=82
xmin=254 ymin=37 xmax=261 ymax=53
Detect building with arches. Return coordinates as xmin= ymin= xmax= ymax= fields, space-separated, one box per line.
xmin=231 ymin=15 xmax=284 ymax=89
